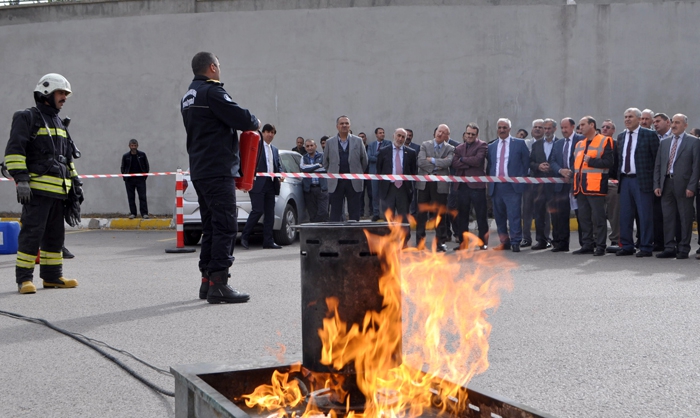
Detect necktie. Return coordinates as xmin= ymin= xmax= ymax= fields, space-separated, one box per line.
xmin=498 ymin=140 xmax=506 ymax=176
xmin=667 ymin=136 xmax=679 ymax=175
xmin=563 ymin=139 xmax=570 ymax=169
xmin=624 ymin=131 xmax=633 ymax=174
xmin=394 ymin=148 xmax=403 ymax=188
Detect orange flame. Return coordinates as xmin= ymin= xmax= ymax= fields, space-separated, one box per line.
xmin=244 ymin=209 xmax=514 ymax=417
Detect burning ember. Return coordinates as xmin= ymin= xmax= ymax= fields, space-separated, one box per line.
xmin=242 ymin=214 xmax=514 ymax=418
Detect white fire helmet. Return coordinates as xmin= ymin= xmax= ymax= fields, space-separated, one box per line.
xmin=34 ymin=73 xmax=72 ymax=97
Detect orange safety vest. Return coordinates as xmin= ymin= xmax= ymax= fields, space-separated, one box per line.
xmin=573 ymin=134 xmax=613 ymax=196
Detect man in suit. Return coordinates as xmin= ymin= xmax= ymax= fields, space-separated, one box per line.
xmin=367 ymin=127 xmax=390 ymax=221
xmin=601 ymin=120 xmax=621 ymax=252
xmin=452 ymin=123 xmax=489 ymax=250
xmin=300 ymin=138 xmax=329 ymax=222
xmin=529 ymin=121 xmax=558 ymax=250
xmin=323 ymin=115 xmax=369 ymax=222
xmin=549 ymin=118 xmax=582 ymax=252
xmin=406 ymin=129 xmax=421 ymax=217
xmin=240 ymin=124 xmax=284 ymax=250
xmin=653 ymin=114 xmax=700 ymax=259
xmin=358 ymin=132 xmax=371 ymax=218
xmin=572 ymin=117 xmax=614 ymax=256
xmin=616 ymin=108 xmax=660 ymax=257
xmin=416 ymin=124 xmax=455 ymax=251
xmin=521 ymin=119 xmax=546 ymax=248
xmin=559 ymin=117 xmax=586 ymax=248
xmin=377 ymin=128 xmax=417 ymax=244
xmin=487 ymin=118 xmax=530 ymax=252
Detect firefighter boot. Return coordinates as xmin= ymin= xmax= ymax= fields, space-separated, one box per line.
xmin=18 ymin=281 xmax=37 ymax=294
xmin=43 ymin=277 xmax=79 ymax=289
xmin=206 ymin=270 xmax=249 ymax=304
xmin=199 ymin=270 xmax=210 ymax=300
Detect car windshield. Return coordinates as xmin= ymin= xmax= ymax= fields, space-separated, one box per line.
xmin=280 ymin=152 xmax=300 ymax=172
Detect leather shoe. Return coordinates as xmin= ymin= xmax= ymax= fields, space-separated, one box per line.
xmin=635 ymin=251 xmax=653 ymax=257
xmin=531 ymin=242 xmax=548 ymax=250
xmin=511 ymin=244 xmax=520 ymax=253
xmin=606 ymin=245 xmax=620 ymax=253
xmin=519 ymin=240 xmax=531 ymax=248
xmin=493 ymin=243 xmax=510 ymax=251
xmin=616 ymin=249 xmax=635 ymax=256
xmin=593 ymin=248 xmax=605 ymax=256
xmin=676 ymin=252 xmax=689 ymax=260
xmin=656 ymin=251 xmax=677 ymax=259
xmin=240 ymin=237 xmax=249 ymax=250
xmin=572 ymin=247 xmax=594 ymax=254
xmin=263 ymin=243 xmax=282 ymax=249
xmin=653 ymin=245 xmax=665 ymax=252
xmin=436 ymin=244 xmax=447 ymax=252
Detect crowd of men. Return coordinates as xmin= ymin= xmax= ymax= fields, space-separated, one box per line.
xmin=293 ymin=110 xmax=700 ymax=258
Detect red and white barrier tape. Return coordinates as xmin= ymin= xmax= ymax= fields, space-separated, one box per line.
xmin=0 ymin=172 xmax=180 ymax=181
xmin=256 ymin=172 xmax=569 ymax=184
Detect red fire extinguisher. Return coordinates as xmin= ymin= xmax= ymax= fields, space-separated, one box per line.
xmin=236 ymin=130 xmax=260 ymax=191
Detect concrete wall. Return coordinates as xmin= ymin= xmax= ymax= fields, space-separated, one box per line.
xmin=1 ymin=0 xmax=698 ymax=215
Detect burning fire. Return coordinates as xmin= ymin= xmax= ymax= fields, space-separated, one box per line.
xmin=243 ymin=211 xmax=514 ymax=418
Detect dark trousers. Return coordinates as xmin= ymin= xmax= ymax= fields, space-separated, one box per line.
xmin=193 ymin=177 xmax=237 ymax=274
xmin=361 ymin=179 xmax=372 ymax=217
xmin=455 ymin=184 xmax=489 ymax=246
xmin=521 ymin=185 xmax=536 ymax=243
xmin=380 ymin=183 xmax=412 ymax=243
xmin=124 ymin=177 xmax=148 ymax=216
xmin=653 ymin=195 xmax=664 ymax=249
xmin=304 ymin=186 xmax=329 ymax=222
xmin=619 ymin=176 xmax=654 ymax=252
xmin=533 ymin=184 xmax=555 ymax=244
xmin=605 ymin=182 xmax=620 ymax=245
xmin=576 ymin=194 xmax=607 ymax=250
xmin=242 ymin=179 xmax=276 ymax=245
xmin=492 ymin=183 xmax=523 ymax=245
xmin=16 ymin=194 xmax=65 ymax=283
xmin=661 ymin=178 xmax=695 ymax=254
xmin=446 ymin=188 xmax=458 ymax=239
xmin=551 ymin=188 xmax=571 ymax=250
xmin=416 ymin=183 xmax=449 ymax=246
xmin=330 ymin=180 xmax=361 ymax=222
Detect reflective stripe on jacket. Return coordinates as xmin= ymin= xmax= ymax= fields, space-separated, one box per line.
xmin=573 ymin=134 xmax=614 ymax=196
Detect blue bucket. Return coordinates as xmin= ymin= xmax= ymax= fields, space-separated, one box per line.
xmin=0 ymin=221 xmax=21 ymax=254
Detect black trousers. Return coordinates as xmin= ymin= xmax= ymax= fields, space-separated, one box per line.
xmin=16 ymin=194 xmax=65 ymax=283
xmin=533 ymin=184 xmax=555 ymax=244
xmin=551 ymin=188 xmax=571 ymax=250
xmin=304 ymin=186 xmax=329 ymax=222
xmin=193 ymin=177 xmax=237 ymax=274
xmin=242 ymin=179 xmax=276 ymax=245
xmin=124 ymin=177 xmax=148 ymax=216
xmin=380 ymin=183 xmax=412 ymax=243
xmin=416 ymin=183 xmax=448 ymax=246
xmin=329 ymin=180 xmax=361 ymax=222
xmin=455 ymin=184 xmax=489 ymax=245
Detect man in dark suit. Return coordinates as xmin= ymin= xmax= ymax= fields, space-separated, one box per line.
xmin=653 ymin=114 xmax=700 ymax=259
xmin=323 ymin=115 xmax=369 ymax=221
xmin=377 ymin=128 xmax=417 ymax=244
xmin=367 ymin=127 xmax=390 ymax=221
xmin=549 ymin=119 xmax=582 ymax=252
xmin=487 ymin=118 xmax=530 ymax=252
xmin=416 ymin=124 xmax=455 ymax=251
xmin=240 ymin=124 xmax=284 ymax=250
xmin=616 ymin=108 xmax=660 ymax=257
xmin=529 ymin=124 xmax=557 ymax=250
xmin=452 ymin=123 xmax=489 ymax=250
xmin=405 ymin=129 xmax=421 ymax=217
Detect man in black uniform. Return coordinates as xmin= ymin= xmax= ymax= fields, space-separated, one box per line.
xmin=4 ymin=73 xmax=80 ymax=294
xmin=181 ymin=52 xmax=260 ymax=304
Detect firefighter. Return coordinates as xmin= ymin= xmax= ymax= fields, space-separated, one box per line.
xmin=4 ymin=73 xmax=80 ymax=294
xmin=181 ymin=52 xmax=260 ymax=304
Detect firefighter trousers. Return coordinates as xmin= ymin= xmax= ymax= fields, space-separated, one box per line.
xmin=16 ymin=194 xmax=65 ymax=283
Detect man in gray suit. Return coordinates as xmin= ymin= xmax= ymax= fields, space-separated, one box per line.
xmin=323 ymin=115 xmax=369 ymax=221
xmin=653 ymin=114 xmax=700 ymax=259
xmin=415 ymin=124 xmax=455 ymax=251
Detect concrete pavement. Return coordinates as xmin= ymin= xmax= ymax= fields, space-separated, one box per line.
xmin=1 ymin=228 xmax=700 ymax=417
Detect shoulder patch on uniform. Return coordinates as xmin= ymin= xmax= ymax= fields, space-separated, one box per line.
xmin=223 ymin=94 xmax=233 ymax=103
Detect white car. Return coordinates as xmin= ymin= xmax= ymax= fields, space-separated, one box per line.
xmin=178 ymin=150 xmax=307 ymax=246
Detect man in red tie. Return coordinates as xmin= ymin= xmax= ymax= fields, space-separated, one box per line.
xmin=377 ymin=128 xmax=417 ymax=245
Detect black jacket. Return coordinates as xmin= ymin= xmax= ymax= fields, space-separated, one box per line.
xmin=181 ymin=75 xmax=259 ymax=181
xmin=121 ymin=150 xmax=150 ymax=180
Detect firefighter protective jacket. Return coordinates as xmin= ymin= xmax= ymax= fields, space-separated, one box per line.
xmin=181 ymin=75 xmax=259 ymax=182
xmin=573 ymin=134 xmax=614 ymax=196
xmin=4 ymin=103 xmax=77 ymax=199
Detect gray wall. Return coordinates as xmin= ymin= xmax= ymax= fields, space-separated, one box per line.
xmin=1 ymin=0 xmax=698 ymax=215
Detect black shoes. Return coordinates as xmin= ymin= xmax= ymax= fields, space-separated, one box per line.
xmin=199 ymin=273 xmax=210 ymax=300
xmin=531 ymin=242 xmax=548 ymax=250
xmin=493 ymin=243 xmax=511 ymax=251
xmin=572 ymin=247 xmax=594 ymax=255
xmin=551 ymin=246 xmax=569 ymax=252
xmin=635 ymin=251 xmax=653 ymax=258
xmin=656 ymin=251 xmax=677 ymax=259
xmin=616 ymin=249 xmax=635 ymax=256
xmin=593 ymin=248 xmax=605 ymax=256
xmin=62 ymin=246 xmax=75 ymax=259
xmin=520 ymin=240 xmax=531 ymax=248
xmin=606 ymin=245 xmax=620 ymax=253
xmin=436 ymin=244 xmax=447 ymax=252
xmin=207 ymin=270 xmax=249 ymax=304
xmin=371 ymin=215 xmax=381 ymax=222
xmin=240 ymin=236 xmax=249 ymax=249
xmin=511 ymin=244 xmax=520 ymax=253
xmin=263 ymin=243 xmax=282 ymax=249
xmin=677 ymin=253 xmax=689 ymax=259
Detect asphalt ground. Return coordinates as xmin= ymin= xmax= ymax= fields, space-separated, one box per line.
xmin=1 ymin=227 xmax=700 ymax=418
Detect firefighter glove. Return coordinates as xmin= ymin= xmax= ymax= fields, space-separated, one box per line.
xmin=16 ymin=181 xmax=31 ymax=204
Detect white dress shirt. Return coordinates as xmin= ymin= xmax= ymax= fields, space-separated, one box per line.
xmin=622 ymin=127 xmax=639 ymax=174
xmin=496 ymin=136 xmax=511 ymax=177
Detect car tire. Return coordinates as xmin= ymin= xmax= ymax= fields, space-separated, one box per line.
xmin=183 ymin=229 xmax=202 ymax=246
xmin=273 ymin=204 xmax=297 ymax=245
